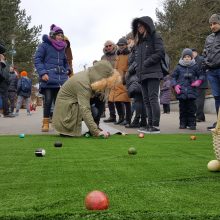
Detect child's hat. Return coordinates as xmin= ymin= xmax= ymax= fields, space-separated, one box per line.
xmin=182 ymin=48 xmax=193 ymax=58
xmin=20 ymin=71 xmax=28 ymax=77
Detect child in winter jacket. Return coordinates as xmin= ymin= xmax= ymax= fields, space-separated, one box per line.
xmin=171 ymin=48 xmax=205 ymax=130
xmin=160 ymin=75 xmax=172 ymax=114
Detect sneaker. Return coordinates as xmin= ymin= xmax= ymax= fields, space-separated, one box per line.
xmin=137 ymin=127 xmax=150 ymax=134
xmin=14 ymin=112 xmax=19 ymax=116
xmin=149 ymin=126 xmax=160 ymax=134
xmin=207 ymin=122 xmax=217 ymax=131
xmin=27 ymin=112 xmax=32 ymax=116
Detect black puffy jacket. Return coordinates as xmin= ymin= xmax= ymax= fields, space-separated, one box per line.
xmin=131 ymin=16 xmax=165 ymax=81
xmin=8 ymin=72 xmax=18 ymax=92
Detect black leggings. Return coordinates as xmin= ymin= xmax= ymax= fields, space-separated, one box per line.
xmin=43 ymin=88 xmax=59 ymax=118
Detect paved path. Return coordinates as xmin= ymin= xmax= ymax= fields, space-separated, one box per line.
xmin=0 ymin=107 xmax=217 ymax=135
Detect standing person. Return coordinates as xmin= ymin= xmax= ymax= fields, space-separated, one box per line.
xmin=34 ymin=24 xmax=71 ymax=132
xmin=8 ymin=65 xmax=18 ymax=114
xmin=0 ymin=43 xmax=14 ymax=118
xmin=109 ymin=37 xmax=131 ymax=126
xmin=64 ymin=36 xmax=74 ymax=76
xmin=160 ymin=75 xmax=172 ymax=114
xmin=191 ymin=48 xmax=208 ymax=122
xmin=131 ymin=16 xmax=165 ymax=134
xmin=203 ymin=14 xmax=220 ymax=130
xmin=15 ymin=71 xmax=32 ymax=116
xmin=125 ymin=65 xmax=147 ymax=128
xmin=52 ymin=60 xmax=120 ymax=138
xmin=171 ymin=48 xmax=204 ymax=130
xmin=101 ymin=40 xmax=118 ymax=123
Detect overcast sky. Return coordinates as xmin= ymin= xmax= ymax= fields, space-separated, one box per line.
xmin=20 ymin=0 xmax=163 ymax=72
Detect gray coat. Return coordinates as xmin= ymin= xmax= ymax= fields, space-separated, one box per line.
xmin=203 ymin=30 xmax=220 ymax=69
xmin=160 ymin=76 xmax=171 ymax=104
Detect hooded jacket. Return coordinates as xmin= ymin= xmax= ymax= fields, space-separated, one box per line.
xmin=52 ymin=60 xmax=114 ymax=137
xmin=131 ymin=16 xmax=165 ymax=80
xmin=34 ymin=35 xmax=70 ymax=91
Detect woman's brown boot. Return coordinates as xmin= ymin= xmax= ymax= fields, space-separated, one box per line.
xmin=42 ymin=118 xmax=49 ymax=132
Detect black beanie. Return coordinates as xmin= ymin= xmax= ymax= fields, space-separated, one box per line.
xmin=182 ymin=48 xmax=193 ymax=59
xmin=117 ymin=38 xmax=128 ymax=46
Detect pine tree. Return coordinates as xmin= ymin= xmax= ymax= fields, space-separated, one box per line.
xmin=0 ymin=0 xmax=42 ymax=82
xmin=156 ymin=0 xmax=220 ymax=70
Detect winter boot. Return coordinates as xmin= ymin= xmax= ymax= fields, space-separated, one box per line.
xmin=42 ymin=118 xmax=49 ymax=132
xmin=114 ymin=116 xmax=124 ymax=125
xmin=103 ymin=116 xmax=116 ymax=123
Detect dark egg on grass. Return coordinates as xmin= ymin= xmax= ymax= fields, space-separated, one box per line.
xmin=54 ymin=141 xmax=62 ymax=148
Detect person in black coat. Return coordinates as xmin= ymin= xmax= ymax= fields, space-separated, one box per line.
xmin=130 ymin=16 xmax=165 ymax=133
xmin=0 ymin=43 xmax=15 ymax=118
xmin=191 ymin=48 xmax=208 ymax=122
xmin=8 ymin=65 xmax=18 ymax=114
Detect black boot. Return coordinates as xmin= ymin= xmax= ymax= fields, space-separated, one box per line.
xmin=104 ymin=116 xmax=116 ymax=123
xmin=140 ymin=118 xmax=147 ymax=129
xmin=114 ymin=116 xmax=124 ymax=125
xmin=125 ymin=117 xmax=140 ymax=128
xmin=120 ymin=120 xmax=130 ymax=126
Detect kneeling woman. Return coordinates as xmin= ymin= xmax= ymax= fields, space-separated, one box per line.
xmin=52 ymin=60 xmax=121 ymax=138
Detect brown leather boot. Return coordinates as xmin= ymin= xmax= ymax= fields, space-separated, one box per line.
xmin=42 ymin=118 xmax=49 ymax=132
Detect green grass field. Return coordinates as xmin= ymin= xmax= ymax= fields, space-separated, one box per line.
xmin=0 ymin=134 xmax=220 ymax=220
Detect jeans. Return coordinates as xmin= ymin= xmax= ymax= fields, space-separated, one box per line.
xmin=43 ymin=88 xmax=59 ymax=118
xmin=207 ymin=68 xmax=220 ymax=114
xmin=141 ymin=78 xmax=160 ymax=127
xmin=16 ymin=96 xmax=31 ymax=113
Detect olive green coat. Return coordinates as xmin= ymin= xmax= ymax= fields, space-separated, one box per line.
xmin=52 ymin=61 xmax=113 ymax=136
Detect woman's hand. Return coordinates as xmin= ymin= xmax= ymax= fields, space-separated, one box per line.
xmin=98 ymin=130 xmax=110 ymax=138
xmin=42 ymin=74 xmax=49 ymax=81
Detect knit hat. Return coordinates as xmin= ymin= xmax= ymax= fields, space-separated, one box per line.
xmin=50 ymin=24 xmax=64 ymax=36
xmin=182 ymin=48 xmax=193 ymax=59
xmin=104 ymin=40 xmax=114 ymax=47
xmin=209 ymin=14 xmax=220 ymax=24
xmin=20 ymin=71 xmax=28 ymax=77
xmin=117 ymin=38 xmax=128 ymax=46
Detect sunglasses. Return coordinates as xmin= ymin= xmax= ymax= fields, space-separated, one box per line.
xmin=105 ymin=45 xmax=112 ymax=48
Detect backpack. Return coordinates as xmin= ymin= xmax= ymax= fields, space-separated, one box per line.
xmin=21 ymin=78 xmax=31 ymax=92
xmin=161 ymin=53 xmax=170 ymax=77
xmin=152 ymin=32 xmax=170 ymax=77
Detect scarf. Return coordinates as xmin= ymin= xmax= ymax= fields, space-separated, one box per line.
xmin=179 ymin=58 xmax=196 ymax=67
xmin=49 ymin=37 xmax=67 ymax=51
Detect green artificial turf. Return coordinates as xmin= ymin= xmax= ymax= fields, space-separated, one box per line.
xmin=0 ymin=134 xmax=220 ymax=220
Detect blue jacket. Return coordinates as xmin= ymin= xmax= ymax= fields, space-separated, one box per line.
xmin=34 ymin=35 xmax=69 ymax=90
xmin=171 ymin=60 xmax=205 ymax=100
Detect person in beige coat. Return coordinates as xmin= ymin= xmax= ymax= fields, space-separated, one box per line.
xmin=52 ymin=60 xmax=121 ymax=138
xmin=109 ymin=37 xmax=131 ymax=126
xmin=101 ymin=40 xmax=118 ymax=123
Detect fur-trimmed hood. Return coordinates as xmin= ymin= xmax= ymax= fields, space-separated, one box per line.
xmin=132 ymin=16 xmax=155 ymax=38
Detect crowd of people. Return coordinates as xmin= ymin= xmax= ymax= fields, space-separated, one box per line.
xmin=1 ymin=13 xmax=220 ymax=137
xmin=0 ymin=53 xmax=32 ymax=118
